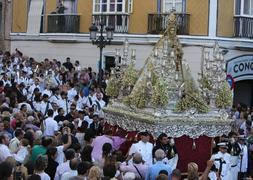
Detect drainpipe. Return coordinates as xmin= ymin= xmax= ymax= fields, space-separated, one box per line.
xmin=157 ymin=0 xmax=161 ymax=13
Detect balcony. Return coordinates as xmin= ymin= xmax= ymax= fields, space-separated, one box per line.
xmin=92 ymin=14 xmax=129 ymax=33
xmin=234 ymin=16 xmax=253 ymax=38
xmin=46 ymin=14 xmax=80 ymax=33
xmin=148 ymin=13 xmax=190 ymax=35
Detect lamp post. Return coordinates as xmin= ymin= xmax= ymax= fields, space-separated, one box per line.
xmin=89 ymin=22 xmax=114 ymax=85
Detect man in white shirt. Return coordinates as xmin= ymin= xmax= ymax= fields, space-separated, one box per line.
xmin=209 ymin=142 xmax=232 ymax=180
xmin=42 ymin=83 xmax=52 ymax=97
xmin=67 ymin=83 xmax=78 ymax=102
xmin=43 ymin=109 xmax=59 ymax=137
xmin=237 ymin=136 xmax=248 ymax=179
xmin=28 ymin=77 xmax=42 ymax=93
xmin=49 ymin=87 xmax=61 ymax=103
xmin=57 ymin=92 xmax=70 ymax=115
xmin=128 ymin=131 xmax=153 ymax=166
xmin=93 ymin=93 xmax=105 ymax=116
xmin=40 ymin=94 xmax=53 ymax=116
xmin=9 ymin=128 xmax=24 ymax=153
xmin=55 ymin=149 xmax=75 ymax=180
xmin=61 ymin=158 xmax=79 ymax=180
xmin=0 ymin=133 xmax=12 ymax=162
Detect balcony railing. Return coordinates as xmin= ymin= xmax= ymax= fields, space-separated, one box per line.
xmin=46 ymin=14 xmax=80 ymax=33
xmin=234 ymin=16 xmax=253 ymax=38
xmin=148 ymin=13 xmax=190 ymax=35
xmin=92 ymin=14 xmax=129 ymax=33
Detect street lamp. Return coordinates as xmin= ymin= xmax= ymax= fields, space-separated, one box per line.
xmin=89 ymin=22 xmax=114 ymax=85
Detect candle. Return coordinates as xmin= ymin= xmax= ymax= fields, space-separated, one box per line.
xmin=220 ymin=53 xmax=224 ymax=61
xmin=204 ymin=51 xmax=209 ymax=60
xmin=148 ymin=71 xmax=151 ymax=78
xmin=170 ymin=51 xmax=175 ymax=58
xmin=116 ymin=48 xmax=120 ymax=56
xmin=175 ymin=73 xmax=179 ymax=81
xmin=198 ymin=73 xmax=202 ymax=81
xmin=131 ymin=49 xmax=136 ymax=58
xmin=163 ymin=40 xmax=168 ymax=50
xmin=162 ymin=59 xmax=166 ymax=66
xmin=154 ymin=48 xmax=158 ymax=57
xmin=206 ymin=62 xmax=210 ymax=70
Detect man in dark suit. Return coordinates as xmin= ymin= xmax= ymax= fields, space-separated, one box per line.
xmin=89 ymin=114 xmax=103 ymax=136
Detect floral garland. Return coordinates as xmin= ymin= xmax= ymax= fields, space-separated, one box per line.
xmin=123 ymin=77 xmax=149 ymax=108
xmin=215 ymin=82 xmax=232 ymax=109
xmin=175 ymin=80 xmax=209 ymax=113
xmin=200 ymin=74 xmax=212 ymax=90
xmin=105 ymin=75 xmax=120 ymax=98
xmin=151 ymin=77 xmax=169 ymax=107
xmin=121 ymin=63 xmax=138 ymax=89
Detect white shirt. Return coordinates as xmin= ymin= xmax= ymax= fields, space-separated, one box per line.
xmin=61 ymin=170 xmax=78 ymax=180
xmin=67 ymin=88 xmax=77 ymax=102
xmin=33 ymin=101 xmax=41 ymax=112
xmin=9 ymin=137 xmax=20 ymax=153
xmin=42 ymin=89 xmax=52 ymax=97
xmin=84 ymin=116 xmax=93 ymax=127
xmin=57 ymin=98 xmax=70 ymax=115
xmin=18 ymin=102 xmax=32 ymax=113
xmin=237 ymin=143 xmax=248 ymax=172
xmin=240 ymin=122 xmax=253 ymax=135
xmin=54 ymin=161 xmax=71 ymax=180
xmin=2 ymin=79 xmax=11 ymax=86
xmin=0 ymin=144 xmax=12 ymax=162
xmin=129 ymin=141 xmax=153 ymax=166
xmin=210 ymin=151 xmax=231 ymax=180
xmin=40 ymin=101 xmax=53 ymax=115
xmin=56 ymin=145 xmax=65 ymax=164
xmin=37 ymin=172 xmax=50 ymax=180
xmin=16 ymin=146 xmax=29 ymax=163
xmin=43 ymin=117 xmax=58 ymax=137
xmin=28 ymin=84 xmax=41 ymax=93
xmin=49 ymin=94 xmax=61 ymax=103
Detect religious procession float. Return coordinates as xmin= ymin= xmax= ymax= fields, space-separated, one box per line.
xmin=104 ymin=11 xmax=233 ymax=172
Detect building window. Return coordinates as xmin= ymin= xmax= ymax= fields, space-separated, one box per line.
xmin=243 ymin=0 xmax=253 ymax=15
xmin=163 ymin=0 xmax=183 ymax=13
xmin=57 ymin=0 xmax=77 ymax=14
xmin=235 ymin=0 xmax=253 ymax=16
xmin=93 ymin=0 xmax=126 ymax=13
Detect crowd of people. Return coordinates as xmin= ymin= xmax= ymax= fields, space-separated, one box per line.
xmin=0 ymin=49 xmax=252 ymax=180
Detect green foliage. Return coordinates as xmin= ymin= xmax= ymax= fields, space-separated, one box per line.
xmin=200 ymin=74 xmax=212 ymax=90
xmin=151 ymin=77 xmax=169 ymax=107
xmin=215 ymin=82 xmax=232 ymax=109
xmin=105 ymin=76 xmax=120 ymax=98
xmin=175 ymin=80 xmax=209 ymax=113
xmin=122 ymin=64 xmax=138 ymax=88
xmin=123 ymin=77 xmax=149 ymax=109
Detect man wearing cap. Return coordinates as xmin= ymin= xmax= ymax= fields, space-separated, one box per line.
xmin=128 ymin=131 xmax=153 ymax=166
xmin=210 ymin=142 xmax=232 ymax=180
xmin=237 ymin=135 xmax=248 ymax=179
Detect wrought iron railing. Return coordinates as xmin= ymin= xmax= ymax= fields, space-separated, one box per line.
xmin=92 ymin=14 xmax=129 ymax=33
xmin=148 ymin=13 xmax=190 ymax=35
xmin=234 ymin=16 xmax=253 ymax=38
xmin=46 ymin=14 xmax=80 ymax=33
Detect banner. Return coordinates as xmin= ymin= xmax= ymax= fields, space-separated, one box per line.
xmin=227 ymin=55 xmax=253 ymax=82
